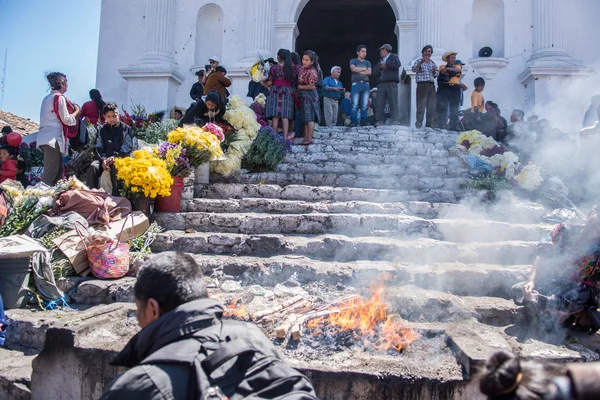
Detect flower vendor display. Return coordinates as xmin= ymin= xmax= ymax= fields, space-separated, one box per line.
xmin=213 ymin=95 xmax=261 ymax=177
xmin=167 ymin=125 xmax=224 ymax=167
xmin=248 ymin=57 xmax=267 ymax=83
xmin=120 ymin=103 xmax=166 ymax=138
xmin=457 ymin=130 xmax=543 ymax=191
xmin=0 ymin=177 xmax=87 ymax=237
xmin=243 ymin=126 xmax=292 ymax=172
xmin=137 ymin=119 xmax=179 ymax=145
xmin=251 ymin=94 xmax=269 ymax=127
xmin=153 ymin=142 xmax=193 ymax=212
xmin=114 ymin=149 xmax=173 ymax=199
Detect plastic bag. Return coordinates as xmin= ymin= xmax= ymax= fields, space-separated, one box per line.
xmin=99 ymin=169 xmax=113 ymax=194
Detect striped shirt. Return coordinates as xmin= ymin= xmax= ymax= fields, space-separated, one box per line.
xmin=411 ymin=58 xmax=438 ymax=83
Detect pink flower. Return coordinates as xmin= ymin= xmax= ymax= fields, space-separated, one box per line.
xmin=203 ymin=123 xmax=225 ymax=142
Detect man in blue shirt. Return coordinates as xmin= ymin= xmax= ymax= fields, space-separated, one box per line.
xmin=349 ymin=45 xmax=372 ymax=127
xmin=322 ymin=66 xmax=344 ymax=127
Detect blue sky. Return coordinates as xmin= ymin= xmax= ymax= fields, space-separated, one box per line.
xmin=0 ymin=0 xmax=101 ymax=122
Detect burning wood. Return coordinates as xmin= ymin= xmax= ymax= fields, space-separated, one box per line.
xmin=305 ymin=284 xmax=418 ymax=352
xmin=223 ymin=298 xmax=249 ymax=320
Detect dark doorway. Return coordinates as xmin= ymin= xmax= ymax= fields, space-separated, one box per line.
xmin=295 ymin=0 xmax=397 ymax=91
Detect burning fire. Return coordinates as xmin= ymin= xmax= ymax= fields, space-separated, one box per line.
xmin=224 ymin=298 xmax=249 ymax=320
xmin=306 ymin=284 xmax=418 ymax=352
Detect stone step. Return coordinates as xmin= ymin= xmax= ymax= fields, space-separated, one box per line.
xmin=211 ymin=172 xmax=468 ymax=191
xmin=193 ymin=255 xmax=529 ymax=298
xmin=155 ymin=212 xmax=549 ymax=242
xmin=289 ymin=143 xmax=452 ymax=157
xmin=275 ymin=161 xmax=468 ymax=177
xmin=291 ymin=138 xmax=455 ymax=151
xmin=310 ymin=126 xmax=458 ymax=143
xmin=195 ymin=183 xmax=461 ymax=204
xmin=0 ymin=348 xmax=34 ymax=400
xmin=384 ymin=285 xmax=522 ymax=326
xmin=283 ymin=152 xmax=466 ymax=168
xmin=53 ymin=256 xmax=529 ymax=306
xmin=152 ymin=231 xmax=537 ymax=264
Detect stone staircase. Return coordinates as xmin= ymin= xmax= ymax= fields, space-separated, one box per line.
xmin=153 ymin=126 xmax=554 ymax=325
xmin=5 ymin=126 xmax=600 ymax=400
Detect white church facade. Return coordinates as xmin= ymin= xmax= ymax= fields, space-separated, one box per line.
xmin=97 ymin=0 xmax=598 ymax=129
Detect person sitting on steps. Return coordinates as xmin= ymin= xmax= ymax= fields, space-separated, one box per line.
xmin=86 ymin=102 xmax=133 ymax=196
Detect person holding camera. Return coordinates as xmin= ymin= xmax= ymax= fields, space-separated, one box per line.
xmin=203 ymin=66 xmax=231 ymax=100
xmin=190 ymin=71 xmax=205 ymax=102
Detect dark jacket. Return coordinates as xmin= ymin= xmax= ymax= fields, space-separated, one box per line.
xmin=101 ymin=299 xmax=286 ymax=400
xmin=95 ymin=122 xmax=133 ymax=161
xmin=179 ymin=100 xmax=225 ymax=126
xmin=373 ymin=53 xmax=401 ymax=84
xmin=190 ymin=82 xmax=204 ymax=101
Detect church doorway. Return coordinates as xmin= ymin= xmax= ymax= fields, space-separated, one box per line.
xmin=295 ymin=0 xmax=398 ymax=95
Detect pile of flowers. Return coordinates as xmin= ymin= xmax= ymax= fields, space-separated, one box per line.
xmin=457 ymin=130 xmax=543 ymax=191
xmin=212 ymin=95 xmax=261 ymax=177
xmin=167 ymin=125 xmax=224 ymax=167
xmin=251 ymin=94 xmax=269 ymax=127
xmin=0 ymin=177 xmax=87 ymax=237
xmin=243 ymin=126 xmax=292 ymax=171
xmin=114 ymin=149 xmax=173 ymax=198
xmin=248 ymin=57 xmax=267 ymax=83
xmin=153 ymin=143 xmax=193 ymax=178
xmin=120 ymin=104 xmax=166 ymax=137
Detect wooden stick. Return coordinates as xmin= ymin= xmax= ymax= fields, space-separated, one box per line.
xmin=251 ymin=295 xmax=304 ymax=321
xmin=275 ymin=314 xmax=299 ymax=339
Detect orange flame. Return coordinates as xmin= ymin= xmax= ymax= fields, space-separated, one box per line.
xmin=223 ymin=298 xmax=249 ymax=321
xmin=306 ymin=284 xmax=418 ymax=352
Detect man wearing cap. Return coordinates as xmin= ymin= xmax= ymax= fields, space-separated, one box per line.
xmin=435 ymin=51 xmax=462 ymax=130
xmin=202 ymin=56 xmax=221 ymax=85
xmin=373 ymin=44 xmax=401 ymax=126
xmin=322 ymin=66 xmax=344 ymax=127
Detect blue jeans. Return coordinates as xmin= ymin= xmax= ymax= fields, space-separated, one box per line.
xmin=0 ymin=294 xmax=5 ymax=346
xmin=351 ymin=82 xmax=370 ymax=124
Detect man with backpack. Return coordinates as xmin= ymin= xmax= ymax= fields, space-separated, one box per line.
xmin=101 ymin=252 xmax=318 ymax=400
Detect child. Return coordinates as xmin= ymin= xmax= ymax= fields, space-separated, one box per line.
xmin=322 ymin=66 xmax=344 ymax=127
xmin=86 ymin=102 xmax=133 ymax=195
xmin=471 ymin=77 xmax=485 ymax=113
xmin=297 ymin=50 xmax=321 ymax=145
xmin=341 ymin=91 xmax=352 ymax=126
xmin=0 ymin=145 xmax=18 ymax=184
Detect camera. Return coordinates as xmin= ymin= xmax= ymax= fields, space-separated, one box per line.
xmin=205 ymin=64 xmax=211 ymax=72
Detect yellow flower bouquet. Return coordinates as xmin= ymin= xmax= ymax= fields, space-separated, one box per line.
xmin=114 ymin=150 xmax=173 ymax=198
xmin=167 ymin=126 xmax=224 ymax=168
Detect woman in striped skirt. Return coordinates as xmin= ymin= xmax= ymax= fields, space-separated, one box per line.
xmin=266 ymin=49 xmax=297 ymax=140
xmin=297 ymin=50 xmax=321 ymax=146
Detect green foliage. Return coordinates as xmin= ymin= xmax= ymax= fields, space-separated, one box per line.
xmin=136 ymin=119 xmax=179 ymax=144
xmin=461 ymin=174 xmax=513 ymax=191
xmin=242 ymin=127 xmax=290 ymax=172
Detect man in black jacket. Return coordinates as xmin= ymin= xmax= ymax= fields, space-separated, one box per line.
xmin=373 ymin=44 xmax=401 ymax=126
xmin=86 ymin=102 xmax=132 ymax=195
xmin=190 ymin=70 xmax=205 ymax=102
xmin=101 ymin=252 xmax=317 ymax=400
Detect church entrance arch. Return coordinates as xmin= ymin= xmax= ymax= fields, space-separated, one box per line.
xmin=294 ymin=0 xmax=404 ymax=121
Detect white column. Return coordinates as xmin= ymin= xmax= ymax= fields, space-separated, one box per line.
xmin=417 ymin=0 xmax=445 ymax=55
xmin=139 ymin=0 xmax=176 ymax=66
xmin=243 ymin=0 xmax=275 ymax=60
xmin=533 ymin=0 xmax=566 ymax=55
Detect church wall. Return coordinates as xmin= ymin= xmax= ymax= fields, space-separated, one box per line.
xmin=96 ymin=0 xmax=598 ymax=131
xmin=96 ymin=0 xmax=146 ymax=110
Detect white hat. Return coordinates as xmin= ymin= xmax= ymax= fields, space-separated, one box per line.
xmin=209 ymin=56 xmax=220 ymax=63
xmin=330 ymin=66 xmax=341 ymax=74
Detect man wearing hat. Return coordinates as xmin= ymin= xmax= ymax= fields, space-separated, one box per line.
xmin=322 ymin=66 xmax=344 ymax=127
xmin=202 ymin=56 xmax=221 ymax=85
xmin=435 ymin=51 xmax=463 ymax=130
xmin=373 ymin=44 xmax=401 ymax=126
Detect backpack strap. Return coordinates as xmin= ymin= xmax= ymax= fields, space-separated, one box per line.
xmin=201 ymin=339 xmax=265 ymax=375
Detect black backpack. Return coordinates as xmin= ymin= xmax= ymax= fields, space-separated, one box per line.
xmin=140 ymin=319 xmax=319 ymax=400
